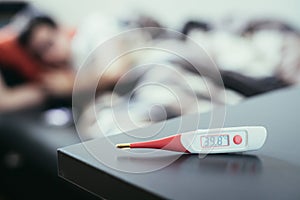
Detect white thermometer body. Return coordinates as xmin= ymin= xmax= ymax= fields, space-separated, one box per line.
xmin=180 ymin=126 xmax=267 ymax=154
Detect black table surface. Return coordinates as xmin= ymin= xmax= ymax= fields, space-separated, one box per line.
xmin=58 ymin=86 xmax=300 ymax=200
xmin=0 ymin=108 xmax=80 ymax=174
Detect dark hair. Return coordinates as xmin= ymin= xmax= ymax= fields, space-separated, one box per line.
xmin=18 ymin=16 xmax=57 ymax=47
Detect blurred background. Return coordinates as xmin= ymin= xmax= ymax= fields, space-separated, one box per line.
xmin=30 ymin=0 xmax=300 ymax=29
xmin=0 ymin=0 xmax=300 ymax=199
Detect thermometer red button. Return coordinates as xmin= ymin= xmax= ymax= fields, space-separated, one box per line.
xmin=233 ymin=135 xmax=242 ymax=144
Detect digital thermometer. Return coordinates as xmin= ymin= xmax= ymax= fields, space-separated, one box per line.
xmin=116 ymin=126 xmax=267 ymax=154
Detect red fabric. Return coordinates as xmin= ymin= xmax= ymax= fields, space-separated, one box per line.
xmin=0 ymin=28 xmax=42 ymax=81
xmin=0 ymin=27 xmax=76 ymax=82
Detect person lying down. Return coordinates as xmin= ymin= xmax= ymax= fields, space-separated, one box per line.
xmin=0 ymin=6 xmax=166 ymax=112
xmin=1 ymin=6 xmax=298 ymax=136
xmin=0 ymin=9 xmax=133 ymax=112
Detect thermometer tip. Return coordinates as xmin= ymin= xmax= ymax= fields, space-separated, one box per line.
xmin=116 ymin=143 xmax=130 ymax=149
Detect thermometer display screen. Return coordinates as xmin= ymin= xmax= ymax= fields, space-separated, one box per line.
xmin=201 ymin=135 xmax=229 ymax=148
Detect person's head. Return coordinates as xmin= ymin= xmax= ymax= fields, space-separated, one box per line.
xmin=18 ymin=16 xmax=71 ymax=67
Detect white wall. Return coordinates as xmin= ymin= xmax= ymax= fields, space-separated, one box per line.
xmin=28 ymin=0 xmax=300 ymax=29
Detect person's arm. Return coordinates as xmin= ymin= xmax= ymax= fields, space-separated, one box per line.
xmin=40 ymin=66 xmax=121 ymax=97
xmin=0 ymin=73 xmax=45 ymax=112
xmin=40 ymin=69 xmax=75 ymax=97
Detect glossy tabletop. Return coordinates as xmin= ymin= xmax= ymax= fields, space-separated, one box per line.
xmin=58 ymin=86 xmax=300 ymax=200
